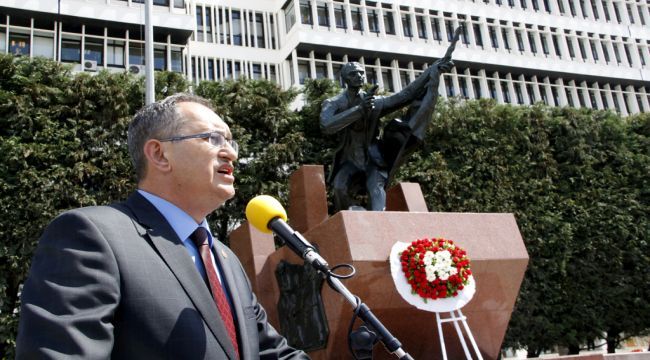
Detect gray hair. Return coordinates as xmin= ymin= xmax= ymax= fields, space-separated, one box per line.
xmin=127 ymin=93 xmax=213 ymax=181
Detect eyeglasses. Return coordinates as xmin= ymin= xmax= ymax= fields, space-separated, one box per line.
xmin=159 ymin=131 xmax=239 ymax=153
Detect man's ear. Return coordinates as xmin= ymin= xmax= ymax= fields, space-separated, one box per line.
xmin=143 ymin=139 xmax=171 ymax=173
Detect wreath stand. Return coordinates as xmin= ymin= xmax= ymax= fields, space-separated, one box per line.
xmin=435 ymin=309 xmax=483 ymax=360
xmin=389 ymin=241 xmax=482 ymax=360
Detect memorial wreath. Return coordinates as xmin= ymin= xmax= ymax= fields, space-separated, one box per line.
xmin=399 ymin=238 xmax=472 ymax=302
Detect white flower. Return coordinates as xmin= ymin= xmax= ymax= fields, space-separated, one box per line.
xmin=423 ymin=251 xmax=435 ymax=265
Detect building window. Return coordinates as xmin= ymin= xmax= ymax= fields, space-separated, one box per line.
xmin=196 ymin=6 xmax=204 ymax=41
xmin=473 ymin=24 xmax=483 ymax=47
xmin=601 ymin=42 xmax=610 ymax=62
xmin=520 ymin=0 xmax=527 ymax=9
xmin=613 ymin=43 xmax=622 ymax=64
xmin=515 ymin=83 xmax=524 ymax=104
xmin=459 ymin=77 xmax=469 ymax=98
xmin=568 ymin=0 xmax=577 ymax=16
xmin=205 ymin=7 xmax=213 ymax=42
xmin=399 ymin=70 xmax=409 ymax=88
xmin=566 ymin=38 xmax=576 ymax=58
xmin=589 ymin=40 xmax=599 ymax=61
xmin=300 ymin=0 xmax=313 ymax=25
xmin=402 ymin=14 xmax=413 ymax=38
xmin=364 ymin=66 xmax=376 ymax=84
xmin=317 ymin=2 xmax=329 ymax=27
xmin=445 ymin=20 xmax=455 ymax=42
xmin=489 ymin=27 xmax=499 ymax=48
xmin=458 ymin=23 xmax=469 ymax=45
xmin=207 ymin=59 xmax=214 ymax=80
xmin=578 ymin=39 xmax=588 ymax=60
xmin=368 ymin=9 xmax=380 ymax=33
xmin=639 ymin=48 xmax=646 ymax=66
xmin=0 ymin=31 xmax=6 ymax=53
xmin=232 ymin=10 xmax=242 ymax=45
xmin=284 ymin=1 xmax=296 ymax=32
xmin=221 ymin=9 xmax=231 ymax=45
xmin=603 ymin=3 xmax=611 ymax=21
xmin=565 ymin=88 xmax=574 ymax=107
xmin=85 ymin=40 xmax=104 ymax=65
xmin=444 ymin=76 xmax=454 ymax=97
xmin=613 ymin=2 xmax=621 ymax=23
xmin=33 ymin=35 xmax=54 ymax=59
xmin=541 ymin=34 xmax=550 ymax=55
xmin=488 ymin=80 xmax=497 ymax=99
xmin=527 ymin=32 xmax=537 ymax=53
xmin=416 ymin=15 xmax=427 ymax=39
xmin=501 ymin=28 xmax=510 ymax=50
xmin=154 ymin=48 xmax=166 ymax=70
xmin=107 ymin=40 xmax=125 ymax=67
xmin=552 ymin=35 xmax=562 ymax=57
xmin=502 ymin=82 xmax=511 ymax=103
xmin=252 ymin=63 xmax=262 ymax=79
xmin=298 ymin=60 xmax=309 ymax=84
xmin=532 ymin=0 xmax=540 ymax=11
xmin=527 ymin=84 xmax=536 ymax=102
xmin=472 ymin=78 xmax=482 ymax=98
xmin=171 ymin=50 xmax=182 ymax=72
xmin=384 ymin=11 xmax=396 ymax=35
xmin=129 ymin=44 xmax=144 ymax=65
xmin=351 ymin=6 xmax=363 ymax=31
xmin=174 ymin=0 xmax=184 ymax=9
xmin=591 ymin=0 xmax=599 ymax=19
xmin=381 ymin=69 xmax=394 ymax=92
xmin=61 ymin=39 xmax=81 ymax=63
xmin=9 ymin=33 xmax=30 ymax=56
xmin=624 ymin=45 xmax=633 ymax=66
xmin=255 ymin=13 xmax=265 ymax=47
xmin=334 ymin=4 xmax=346 ymax=29
xmin=431 ymin=18 xmax=441 ymax=41
xmin=315 ymin=62 xmax=327 ymax=79
xmin=515 ymin=30 xmax=524 ymax=52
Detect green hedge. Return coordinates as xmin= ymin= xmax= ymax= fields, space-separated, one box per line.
xmin=0 ymin=55 xmax=648 ymax=357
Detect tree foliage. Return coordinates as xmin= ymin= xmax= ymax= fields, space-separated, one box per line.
xmin=0 ymin=55 xmax=648 ymax=358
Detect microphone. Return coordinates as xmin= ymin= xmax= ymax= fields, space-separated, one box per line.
xmin=245 ymin=195 xmax=330 ymax=273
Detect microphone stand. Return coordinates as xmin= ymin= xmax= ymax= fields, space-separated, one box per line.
xmin=325 ymin=275 xmax=414 ymax=360
xmin=269 ymin=217 xmax=413 ymax=359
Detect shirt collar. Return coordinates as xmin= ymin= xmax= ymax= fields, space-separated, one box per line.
xmin=137 ymin=189 xmax=213 ymax=248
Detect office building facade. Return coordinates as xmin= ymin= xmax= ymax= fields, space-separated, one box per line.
xmin=2 ymin=0 xmax=648 ymax=114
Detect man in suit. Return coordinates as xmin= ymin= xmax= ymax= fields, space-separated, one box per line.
xmin=16 ymin=94 xmax=308 ymax=359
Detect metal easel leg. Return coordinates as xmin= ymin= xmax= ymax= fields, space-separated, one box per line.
xmin=435 ymin=312 xmax=448 ymax=360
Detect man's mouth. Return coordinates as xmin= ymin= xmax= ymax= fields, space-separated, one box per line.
xmin=217 ymin=164 xmax=234 ymax=176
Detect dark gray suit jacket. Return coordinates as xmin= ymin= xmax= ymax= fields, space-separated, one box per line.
xmin=16 ymin=192 xmax=308 ymax=359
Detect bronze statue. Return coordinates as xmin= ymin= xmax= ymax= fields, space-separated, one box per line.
xmin=320 ymin=28 xmax=462 ymax=212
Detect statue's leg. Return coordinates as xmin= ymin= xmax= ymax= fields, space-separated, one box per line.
xmin=366 ymin=165 xmax=388 ymax=211
xmin=332 ymin=162 xmax=358 ymax=211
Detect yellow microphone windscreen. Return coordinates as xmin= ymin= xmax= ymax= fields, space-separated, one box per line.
xmin=245 ymin=195 xmax=288 ymax=234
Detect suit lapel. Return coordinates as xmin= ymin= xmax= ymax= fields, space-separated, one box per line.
xmin=123 ymin=192 xmax=237 ymax=359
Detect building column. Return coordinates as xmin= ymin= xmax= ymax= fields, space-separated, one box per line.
xmin=555 ymin=78 xmax=568 ymax=106
xmin=450 ymin=67 xmax=460 ymax=96
xmin=465 ymin=69 xmax=476 ymax=99
xmin=326 ymin=53 xmax=334 ymax=80
xmin=374 ymin=58 xmax=383 ymax=88
xmin=424 ymin=12 xmax=434 ymax=43
xmin=478 ymin=69 xmax=490 ymax=99
xmin=309 ymin=50 xmax=317 ymax=79
xmin=391 ymin=59 xmax=401 ymax=92
xmin=519 ymin=74 xmax=532 ymax=104
xmin=579 ymin=81 xmax=592 ymax=108
xmin=328 ymin=0 xmax=336 ymax=31
xmin=592 ymin=82 xmax=604 ymax=109
xmin=568 ymin=80 xmax=581 ymax=107
xmin=311 ymin=0 xmax=319 ymax=28
xmin=493 ymin=72 xmax=505 ymax=103
xmin=625 ymin=85 xmax=640 ymax=114
xmin=627 ymin=43 xmax=642 ymax=68
xmin=291 ymin=49 xmax=300 ymax=86
xmin=638 ymin=87 xmax=649 ymax=112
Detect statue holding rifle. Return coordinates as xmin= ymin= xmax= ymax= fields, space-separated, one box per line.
xmin=320 ymin=28 xmax=462 ymax=212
